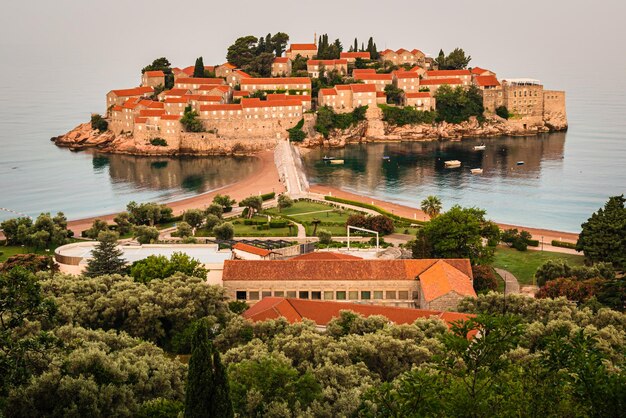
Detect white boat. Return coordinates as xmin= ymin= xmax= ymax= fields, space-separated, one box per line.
xmin=322 ymin=156 xmax=335 ymax=161
xmin=473 ymin=144 xmax=486 ymax=151
xmin=329 ymin=159 xmax=344 ymax=165
xmin=516 ymin=161 xmax=525 ymax=165
xmin=382 ymin=155 xmax=391 ymax=161
xmin=444 ymin=160 xmax=462 ymax=168
xmin=470 ymin=168 xmax=483 ymax=174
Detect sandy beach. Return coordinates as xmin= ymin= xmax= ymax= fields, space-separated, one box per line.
xmin=67 ymin=150 xmax=285 ymax=234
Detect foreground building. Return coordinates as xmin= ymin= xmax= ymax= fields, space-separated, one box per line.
xmin=222 ymin=256 xmax=476 ymax=310
xmin=318 ymin=84 xmax=377 ymax=112
xmin=285 ymin=43 xmax=318 ymax=60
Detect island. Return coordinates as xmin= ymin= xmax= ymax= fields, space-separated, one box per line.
xmin=52 ymin=33 xmax=567 ymax=155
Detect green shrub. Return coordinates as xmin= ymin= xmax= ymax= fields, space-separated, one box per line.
xmin=495 ymin=105 xmax=510 ymax=119
xmin=315 ymin=106 xmax=367 ymax=138
xmin=324 ymin=196 xmax=423 ymax=225
xmin=317 ymin=229 xmax=332 ymax=244
xmin=552 ymin=240 xmax=577 ymax=249
xmin=91 ymin=114 xmax=108 ymax=132
xmin=434 ymin=84 xmax=484 ymax=124
xmin=150 ymin=137 xmax=168 ymax=146
xmin=243 ymin=219 xmax=267 ymax=226
xmin=180 ymin=105 xmax=204 ymax=132
xmin=269 ymin=221 xmax=288 ymax=228
xmin=527 ymin=239 xmax=539 ymax=247
xmin=379 ymin=104 xmax=436 ymax=126
xmin=287 ymin=119 xmax=306 ymax=142
xmin=260 ymin=192 xmax=276 ymax=201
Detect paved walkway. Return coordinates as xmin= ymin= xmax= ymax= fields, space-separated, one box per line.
xmin=275 ymin=140 xmax=306 ymax=198
xmin=494 ymin=268 xmax=521 ymax=294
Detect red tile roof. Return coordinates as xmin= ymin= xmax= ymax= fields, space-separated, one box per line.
xmin=380 ymin=49 xmax=394 ymax=55
xmin=426 ymin=70 xmax=471 ymax=77
xmin=110 ymin=86 xmax=154 ymax=97
xmin=352 ymin=69 xmax=377 ymax=75
xmin=319 ymin=88 xmax=337 ymax=96
xmin=139 ymin=109 xmax=166 ymax=117
xmin=341 ymin=52 xmax=370 ymax=59
xmin=471 ymin=67 xmax=490 ymax=75
xmin=223 ymin=258 xmax=472 ymax=282
xmin=240 ymin=77 xmax=312 ymax=86
xmin=291 ymin=251 xmax=362 ymax=261
xmin=196 ymin=96 xmax=223 ymax=102
xmin=273 ymin=57 xmax=289 ymax=64
xmin=219 ymin=63 xmax=236 ymax=69
xmin=241 ymin=98 xmax=303 ymax=109
xmin=420 ymin=78 xmax=464 ymax=86
xmin=175 ymin=77 xmax=225 ymax=85
xmin=182 ymin=66 xmax=195 ymax=76
xmin=198 ymin=85 xmax=231 ymax=92
xmin=474 ymin=75 xmax=501 ymax=87
xmin=244 ymin=297 xmax=475 ymax=330
xmin=394 ymin=70 xmax=420 ymax=79
xmin=160 ymin=88 xmax=190 ymax=97
xmin=411 ymin=49 xmax=424 ymax=55
xmin=307 ymin=59 xmax=348 ymax=66
xmin=233 ymin=91 xmax=250 ymax=97
xmin=354 ymin=73 xmax=393 ymax=81
xmin=351 ymin=84 xmax=377 ymax=93
xmin=335 ymin=85 xmax=351 ymax=90
xmin=111 ymin=105 xmax=123 ymax=112
xmin=145 ymin=70 xmax=164 ymax=77
xmin=134 ymin=117 xmax=147 ymax=124
xmin=199 ymin=104 xmax=243 ymax=112
xmin=418 ymin=260 xmax=476 ymax=302
xmin=409 ymin=66 xmax=424 ymax=73
xmin=267 ymin=93 xmax=287 ymax=101
xmin=376 ymin=91 xmax=386 ymax=97
xmin=164 ymin=97 xmax=189 ymax=103
xmin=233 ymin=242 xmax=272 ymax=257
xmin=405 ymin=92 xmax=431 ymax=98
xmin=288 ymin=43 xmax=317 ymax=51
xmin=232 ymin=69 xmax=252 ymax=79
xmin=161 ymin=114 xmax=180 ymax=120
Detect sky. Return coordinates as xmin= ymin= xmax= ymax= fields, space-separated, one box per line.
xmin=2 ymin=0 xmax=625 ymax=93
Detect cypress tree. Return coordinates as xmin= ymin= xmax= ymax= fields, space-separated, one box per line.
xmin=84 ymin=231 xmax=126 ymax=277
xmin=193 ymin=57 xmax=205 ymax=78
xmin=184 ymin=320 xmax=234 ymax=418
xmin=353 ymin=38 xmax=358 ymax=52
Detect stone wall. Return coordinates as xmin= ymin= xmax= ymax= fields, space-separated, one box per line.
xmin=420 ymin=291 xmax=466 ymax=311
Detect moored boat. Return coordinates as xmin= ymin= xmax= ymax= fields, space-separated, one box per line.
xmin=444 ymin=160 xmax=462 ymax=168
xmin=329 ymin=159 xmax=344 ymax=165
xmin=473 ymin=144 xmax=486 ymax=150
xmin=470 ymin=168 xmax=483 ymax=174
xmin=516 ymin=161 xmax=525 ymax=165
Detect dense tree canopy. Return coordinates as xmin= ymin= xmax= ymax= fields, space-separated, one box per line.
xmin=142 ymin=57 xmax=174 ymax=89
xmin=435 ymin=48 xmax=472 ymax=70
xmin=129 ymin=252 xmax=207 ymax=283
xmin=84 ymin=231 xmax=126 ymax=277
xmin=434 ymin=85 xmax=485 ymax=124
xmin=0 ymin=213 xmax=71 ymax=249
xmin=225 ymin=33 xmax=290 ymax=77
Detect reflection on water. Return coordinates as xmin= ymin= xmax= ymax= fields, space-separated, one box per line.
xmin=302 ymin=133 xmax=599 ymax=232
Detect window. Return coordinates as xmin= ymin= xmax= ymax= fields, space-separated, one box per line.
xmin=324 ymin=291 xmax=334 ymax=300
xmin=348 ymin=291 xmax=359 ymax=300
xmin=287 ymin=291 xmax=296 ymax=298
xmin=262 ymin=291 xmax=272 ymax=298
xmin=412 ymin=291 xmax=419 ymax=300
xmin=336 ymin=291 xmax=346 ymax=300
xmin=386 ymin=291 xmax=397 ymax=300
xmin=299 ymin=291 xmax=309 ymax=299
xmin=249 ymin=291 xmax=259 ymax=300
xmin=311 ymin=291 xmax=322 ymax=300
xmin=398 ymin=291 xmax=409 ymax=300
xmin=374 ymin=291 xmax=383 ymax=300
xmin=274 ymin=291 xmax=284 ymax=297
xmin=361 ymin=291 xmax=371 ymax=300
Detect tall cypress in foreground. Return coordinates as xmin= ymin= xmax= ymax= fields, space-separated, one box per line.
xmin=193 ymin=57 xmax=205 ymax=78
xmin=184 ymin=320 xmax=233 ymax=418
xmin=84 ymin=231 xmax=126 ymax=277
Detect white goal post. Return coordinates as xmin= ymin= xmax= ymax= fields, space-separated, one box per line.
xmin=347 ymin=226 xmax=379 ymax=251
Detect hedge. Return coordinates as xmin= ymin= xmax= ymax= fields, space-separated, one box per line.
xmin=551 ymin=240 xmax=577 ymax=249
xmin=269 ymin=221 xmax=288 ymax=228
xmin=260 ymin=192 xmax=276 ymax=201
xmin=324 ymin=196 xmax=424 ymax=226
xmin=527 ymin=239 xmax=539 ymax=247
xmin=243 ymin=219 xmax=267 ymax=226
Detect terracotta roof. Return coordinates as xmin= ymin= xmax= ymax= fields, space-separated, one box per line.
xmin=199 ymin=104 xmax=243 ymax=111
xmin=196 ymin=96 xmax=223 ymax=102
xmin=405 ymin=92 xmax=431 ymax=98
xmin=121 ymin=97 xmax=143 ymax=109
xmin=244 ymin=297 xmax=475 ymax=330
xmin=471 ymin=67 xmax=490 ymax=75
xmin=396 ymin=48 xmax=410 ymax=54
xmin=205 ymin=65 xmax=215 ymax=72
xmin=164 ymin=97 xmax=190 ymax=103
xmin=233 ymin=242 xmax=272 ymax=257
xmin=376 ymin=91 xmax=386 ymax=97
xmin=219 ymin=63 xmax=236 ymax=69
xmin=351 ymin=84 xmax=377 ymax=93
xmin=411 ymin=49 xmax=424 ymax=55
xmin=297 ymin=95 xmax=312 ymax=102
xmin=426 ymin=70 xmax=471 ymax=77
xmin=139 ymin=109 xmax=166 ymax=117
xmin=172 ymin=67 xmax=183 ymax=74
xmin=267 ymin=93 xmax=287 ymax=101
xmin=409 ymin=66 xmax=424 ymax=73
xmin=241 ymin=98 xmax=302 ymax=109
xmin=233 ymin=70 xmax=252 ymax=78
xmin=288 ymin=43 xmax=317 ymax=51
xmin=111 ymin=105 xmax=123 ymax=111
xmin=341 ymin=52 xmax=370 ymax=59
xmin=418 ymin=260 xmax=476 ymax=302
xmin=474 ymin=75 xmax=500 ymax=87
xmin=291 ymin=251 xmax=362 ymax=261
xmin=198 ymin=85 xmax=230 ymax=92
xmin=240 ymin=77 xmax=312 ymax=85
xmin=273 ymin=57 xmax=289 ymax=64
xmin=394 ymin=70 xmax=420 ymax=79
xmin=335 ymin=85 xmax=351 ymax=91
xmin=307 ymin=59 xmax=348 ymax=66
xmin=420 ymin=78 xmax=464 ymax=86
xmin=134 ymin=117 xmax=147 ymax=123
xmin=175 ymin=77 xmax=225 ymax=85
xmin=319 ymin=88 xmax=337 ymax=96
xmin=380 ymin=49 xmax=394 ymax=55
xmin=160 ymin=88 xmax=190 ymax=97
xmin=139 ymin=100 xmax=163 ymax=109
xmin=223 ymin=258 xmax=472 ymax=282
xmin=110 ymin=86 xmax=154 ymax=97
xmin=233 ymin=91 xmax=250 ymax=97
xmin=354 ymin=73 xmax=393 ymax=81
xmin=182 ymin=66 xmax=195 ymax=76
xmin=144 ymin=70 xmax=164 ymax=77
xmin=352 ymin=69 xmax=377 ymax=75
xmin=161 ymin=114 xmax=180 ymax=120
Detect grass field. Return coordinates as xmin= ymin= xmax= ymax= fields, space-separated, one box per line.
xmin=492 ymin=246 xmax=585 ymax=286
xmin=265 ymin=201 xmax=364 ymax=237
xmin=195 ymin=215 xmax=297 ymax=238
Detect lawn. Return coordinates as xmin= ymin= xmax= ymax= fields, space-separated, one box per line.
xmin=266 ymin=201 xmax=334 ymax=216
xmin=195 ymin=214 xmax=297 ymax=238
xmin=492 ymin=246 xmax=585 ymax=286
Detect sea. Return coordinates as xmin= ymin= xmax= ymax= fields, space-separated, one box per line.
xmin=1 ymin=51 xmax=624 ymax=232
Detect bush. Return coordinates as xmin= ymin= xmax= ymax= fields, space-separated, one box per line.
xmin=472 ymin=265 xmax=499 ymax=293
xmin=325 ymin=196 xmax=422 ymax=225
xmin=243 ymin=219 xmax=267 ymax=226
xmin=434 ymin=84 xmax=484 ymax=124
xmin=180 ymin=105 xmax=204 ymax=132
xmin=134 ymin=225 xmax=160 ymax=244
xmin=317 ymin=229 xmax=332 ymax=244
xmin=495 ymin=105 xmax=510 ymax=119
xmin=552 ymin=240 xmax=577 ymax=249
xmin=150 ymin=137 xmax=168 ymax=146
xmin=315 ymin=106 xmax=367 ymax=138
xmin=379 ymin=104 xmax=436 ymax=126
xmin=287 ymin=119 xmax=306 ymax=142
xmin=91 ymin=114 xmax=108 ymax=132
xmin=512 ymin=239 xmax=528 ymax=251
xmin=213 ymin=222 xmax=234 ymax=240
xmin=260 ymin=192 xmax=276 ymax=201
xmin=269 ymin=221 xmax=288 ymax=228
xmin=527 ymin=239 xmax=539 ymax=247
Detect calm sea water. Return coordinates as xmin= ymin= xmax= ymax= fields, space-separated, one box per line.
xmin=1 ymin=50 xmax=624 ymax=231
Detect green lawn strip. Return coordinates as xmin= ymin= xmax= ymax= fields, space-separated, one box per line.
xmin=491 ymin=246 xmax=584 ymax=286
xmin=0 ymin=239 xmax=82 ymax=262
xmin=266 ymin=201 xmax=333 ymax=216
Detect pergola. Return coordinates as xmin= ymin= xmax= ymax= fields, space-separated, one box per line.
xmin=346 ymin=225 xmax=379 ymax=251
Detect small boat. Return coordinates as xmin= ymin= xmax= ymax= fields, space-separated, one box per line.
xmin=444 ymin=160 xmax=462 ymax=168
xmin=382 ymin=155 xmax=391 ymax=161
xmin=473 ymin=144 xmax=486 ymax=151
xmin=329 ymin=159 xmax=344 ymax=165
xmin=322 ymin=156 xmax=335 ymax=161
xmin=470 ymin=168 xmax=483 ymax=174
xmin=516 ymin=161 xmax=525 ymax=165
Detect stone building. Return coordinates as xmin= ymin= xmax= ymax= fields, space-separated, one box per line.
xmin=106 ymin=86 xmax=154 ymax=111
xmin=340 ymin=51 xmax=370 ymax=63
xmin=353 ymin=72 xmax=393 ymax=92
xmin=474 ymin=75 xmax=503 ymax=113
xmin=393 ymin=70 xmax=421 ymax=92
xmin=226 ymin=69 xmax=252 ymax=88
xmin=404 ymin=92 xmax=436 ymax=110
xmin=352 ymin=68 xmax=376 ymax=77
xmin=419 ymin=78 xmax=464 ymax=94
xmin=318 ymin=84 xmax=376 ymax=112
xmin=221 ymin=256 xmax=476 ymax=310
xmin=198 ymin=85 xmax=232 ymax=102
xmin=109 ymin=98 xmax=163 ymax=134
xmin=239 ymin=77 xmax=312 ymax=94
xmin=285 ymin=43 xmax=318 ymax=60
xmin=215 ymin=62 xmax=236 ymax=78
xmin=232 ymin=243 xmax=275 ymax=260
xmin=174 ymin=77 xmax=226 ymax=93
xmin=380 ymin=48 xmax=426 ymax=66
xmin=471 ymin=67 xmax=496 ymax=77
xmin=306 ymin=59 xmax=348 ymax=78
xmin=271 ymin=57 xmax=292 ymax=77
xmin=141 ymin=70 xmax=165 ymax=88
xmin=501 ymin=79 xmax=544 ymax=117
xmin=424 ymin=69 xmax=471 ymax=84
xmin=158 ymin=88 xmax=191 ymax=101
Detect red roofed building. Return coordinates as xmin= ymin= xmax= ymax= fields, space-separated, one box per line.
xmin=404 ymin=92 xmax=436 ymax=110
xmin=393 ymin=70 xmax=421 ymax=92
xmin=286 ymin=43 xmax=318 ymax=60
xmin=106 ymin=86 xmax=154 ymax=110
xmin=222 ymin=257 xmax=475 ymax=310
xmin=232 ymin=243 xmax=274 ymax=260
xmin=239 ymin=77 xmax=312 ymax=94
xmin=380 ymin=49 xmax=426 ymax=66
xmin=318 ymin=83 xmax=376 ymax=111
xmin=471 ymin=67 xmax=496 ymax=77
xmin=424 ymin=70 xmax=471 ymax=84
xmin=272 ymin=57 xmax=292 ymax=77
xmin=306 ymin=59 xmax=348 ymax=78
xmin=174 ymin=77 xmax=226 ymax=92
xmin=141 ymin=70 xmax=165 ymax=88
xmin=198 ymin=104 xmax=243 ymax=121
xmin=353 ymin=72 xmax=393 ymax=91
xmin=158 ymin=88 xmax=191 ymax=100
xmin=291 ymin=251 xmax=362 ymax=261
xmin=215 ymin=63 xmax=236 ymax=78
xmin=243 ymin=297 xmax=475 ymax=333
xmin=474 ymin=75 xmax=504 ymax=113
xmin=419 ymin=77 xmax=465 ymax=94
xmin=340 ymin=51 xmax=371 ymax=63
xmin=227 ymin=69 xmax=252 ymax=88
xmin=352 ymin=69 xmax=376 ymax=77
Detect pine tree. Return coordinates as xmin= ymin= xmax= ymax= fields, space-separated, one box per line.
xmin=84 ymin=231 xmax=126 ymax=277
xmin=184 ymin=320 xmax=234 ymax=418
xmin=193 ymin=57 xmax=205 ymax=78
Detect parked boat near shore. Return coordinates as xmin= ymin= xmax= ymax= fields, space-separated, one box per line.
xmin=473 ymin=144 xmax=486 ymax=151
xmin=445 ymin=160 xmax=462 ymax=168
xmin=470 ymin=168 xmax=483 ymax=174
